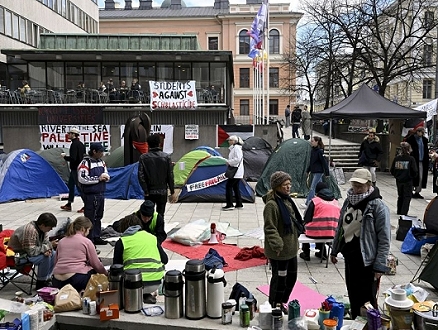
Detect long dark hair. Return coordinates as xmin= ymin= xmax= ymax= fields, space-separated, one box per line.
xmin=313 ymin=136 xmax=324 ymax=149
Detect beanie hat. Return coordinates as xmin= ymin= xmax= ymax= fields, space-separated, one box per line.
xmin=140 ymin=200 xmax=155 ymax=217
xmin=270 ymin=171 xmax=291 ymax=190
xmin=315 ymin=182 xmax=328 ymax=194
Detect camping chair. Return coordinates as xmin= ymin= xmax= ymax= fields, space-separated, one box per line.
xmin=411 ymin=243 xmax=438 ymax=290
xmin=0 ymin=229 xmax=37 ymax=295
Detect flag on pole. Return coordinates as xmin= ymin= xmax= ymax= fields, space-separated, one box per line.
xmin=216 ymin=125 xmax=255 ymax=147
xmin=248 ymin=1 xmax=267 ymax=59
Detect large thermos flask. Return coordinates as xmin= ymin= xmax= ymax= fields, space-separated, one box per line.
xmin=164 ymin=270 xmax=184 ymax=319
xmin=206 ymin=267 xmax=226 ymax=318
xmin=108 ymin=264 xmax=124 ymax=310
xmin=183 ymin=259 xmax=206 ymax=320
xmin=123 ymin=269 xmax=143 ymax=313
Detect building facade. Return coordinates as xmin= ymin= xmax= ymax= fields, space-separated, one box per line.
xmin=99 ymin=0 xmax=302 ymax=124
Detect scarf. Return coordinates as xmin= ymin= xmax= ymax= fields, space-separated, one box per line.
xmin=274 ymin=191 xmax=293 ymax=234
xmin=346 ymin=186 xmax=374 ymax=205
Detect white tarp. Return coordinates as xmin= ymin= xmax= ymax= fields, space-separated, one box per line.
xmin=414 ymin=99 xmax=438 ymax=122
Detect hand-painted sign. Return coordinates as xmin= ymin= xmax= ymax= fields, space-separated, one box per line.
xmin=149 ymin=81 xmax=197 ymax=110
xmin=186 ymin=173 xmax=227 ymax=192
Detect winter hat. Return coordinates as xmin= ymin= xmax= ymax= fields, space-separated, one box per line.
xmin=270 ymin=171 xmax=291 ymax=190
xmin=140 ymin=200 xmax=155 ymax=217
xmin=315 ymin=182 xmax=328 ymax=194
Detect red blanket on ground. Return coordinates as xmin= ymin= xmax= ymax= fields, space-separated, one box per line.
xmin=162 ymin=240 xmax=267 ymax=272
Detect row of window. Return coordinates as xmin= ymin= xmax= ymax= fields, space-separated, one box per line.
xmin=239 ymin=29 xmax=280 ymax=55
xmin=239 ymin=99 xmax=279 ymax=116
xmin=239 ymin=67 xmax=279 ymax=88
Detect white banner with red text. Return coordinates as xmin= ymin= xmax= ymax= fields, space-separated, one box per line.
xmin=149 ymin=80 xmax=197 ymax=110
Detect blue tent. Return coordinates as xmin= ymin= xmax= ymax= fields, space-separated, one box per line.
xmin=178 ymin=156 xmax=255 ymax=203
xmin=0 ymin=149 xmax=68 ymax=203
xmin=194 ymin=146 xmax=222 ymax=157
xmin=106 ymin=162 xmax=144 ymax=200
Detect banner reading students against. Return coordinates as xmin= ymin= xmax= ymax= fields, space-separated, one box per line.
xmin=149 ymin=81 xmax=197 ymax=110
xmin=120 ymin=124 xmax=174 ymax=154
xmin=40 ymin=125 xmax=111 ymax=151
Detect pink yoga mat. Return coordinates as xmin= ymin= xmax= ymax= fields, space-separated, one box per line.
xmin=257 ymin=281 xmax=326 ymax=315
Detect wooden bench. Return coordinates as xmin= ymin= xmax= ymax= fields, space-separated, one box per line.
xmin=298 ymin=234 xmax=333 ymax=268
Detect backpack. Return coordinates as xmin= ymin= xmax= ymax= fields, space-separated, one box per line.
xmin=292 ymin=110 xmax=301 ymax=122
xmin=229 ymin=282 xmax=258 ymax=311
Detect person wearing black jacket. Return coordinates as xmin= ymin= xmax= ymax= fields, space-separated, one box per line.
xmin=390 ymin=142 xmax=418 ymax=215
xmin=138 ymin=134 xmax=176 ymax=218
xmin=61 ymin=127 xmax=86 ymax=212
xmin=305 ymin=136 xmax=330 ymax=206
xmin=406 ymin=126 xmax=429 ymax=198
xmin=358 ymin=128 xmax=383 ymax=187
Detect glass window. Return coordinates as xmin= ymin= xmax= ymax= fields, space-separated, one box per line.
xmin=65 ymin=62 xmax=83 ymax=90
xmin=423 ymin=42 xmax=433 ymax=66
xmin=83 ymin=62 xmax=100 ymax=90
xmin=8 ymin=64 xmax=27 ymax=91
xmin=239 ymin=29 xmax=250 ymax=55
xmin=12 ymin=13 xmax=19 ymax=39
xmin=4 ymin=10 xmax=11 ymax=37
xmin=175 ymin=62 xmax=191 ymax=81
xmin=0 ymin=62 xmax=7 ymax=88
xmin=423 ymin=79 xmax=433 ymax=99
xmin=269 ymin=67 xmax=279 ymax=88
xmin=139 ymin=62 xmax=155 ymax=95
xmin=0 ymin=7 xmax=4 ymax=34
xmin=120 ymin=62 xmax=136 ymax=85
xmin=28 ymin=62 xmax=46 ymax=88
xmin=192 ymin=62 xmax=209 ymax=90
xmin=156 ymin=62 xmax=174 ymax=81
xmin=240 ymin=99 xmax=250 ymax=116
xmin=210 ymin=62 xmax=226 ymax=103
xmin=425 ymin=11 xmax=434 ymax=29
xmin=240 ymin=68 xmax=250 ymax=88
xmin=47 ymin=62 xmax=64 ymax=90
xmin=208 ymin=36 xmax=218 ymax=50
xmin=269 ymin=99 xmax=279 ymax=116
xmin=269 ymin=29 xmax=280 ymax=54
xmin=19 ymin=17 xmax=26 ymax=42
xmin=102 ymin=63 xmax=120 ymax=86
xmin=61 ymin=0 xmax=66 ymax=17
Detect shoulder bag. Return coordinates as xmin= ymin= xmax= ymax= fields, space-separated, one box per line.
xmin=225 ymin=159 xmax=242 ymax=179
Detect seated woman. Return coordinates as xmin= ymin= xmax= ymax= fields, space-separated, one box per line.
xmin=113 ymin=215 xmax=168 ymax=304
xmin=52 ymin=216 xmax=107 ymax=292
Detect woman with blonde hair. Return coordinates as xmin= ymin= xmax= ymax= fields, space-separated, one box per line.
xmin=223 ymin=135 xmax=244 ymax=210
xmin=53 ymin=216 xmax=107 ymax=292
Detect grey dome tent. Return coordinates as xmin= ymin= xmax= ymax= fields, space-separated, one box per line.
xmin=256 ymin=139 xmax=311 ymax=197
xmin=243 ymin=137 xmax=273 ymax=182
xmin=37 ymin=147 xmax=71 ymax=183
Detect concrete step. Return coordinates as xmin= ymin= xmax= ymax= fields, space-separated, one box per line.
xmin=326 ymin=144 xmax=361 ymax=172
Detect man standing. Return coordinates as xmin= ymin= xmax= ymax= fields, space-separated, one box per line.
xmin=78 ymin=142 xmax=110 ymax=245
xmin=358 ymin=128 xmax=383 ymax=186
xmin=9 ymin=212 xmax=58 ymax=289
xmin=284 ymin=104 xmax=291 ymax=128
xmin=291 ymin=106 xmax=302 ymax=138
xmin=301 ymin=106 xmax=311 ymax=140
xmin=61 ymin=127 xmax=86 ymax=212
xmin=406 ymin=126 xmax=429 ymax=198
xmin=138 ymin=134 xmax=176 ymax=218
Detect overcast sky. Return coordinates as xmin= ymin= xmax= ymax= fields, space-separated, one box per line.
xmin=98 ymin=0 xmax=301 ymax=12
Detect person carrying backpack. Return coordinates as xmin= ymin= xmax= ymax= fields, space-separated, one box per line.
xmin=291 ymin=106 xmax=302 ymax=138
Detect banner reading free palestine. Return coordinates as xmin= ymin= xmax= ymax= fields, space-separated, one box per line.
xmin=216 ymin=125 xmax=254 ymax=147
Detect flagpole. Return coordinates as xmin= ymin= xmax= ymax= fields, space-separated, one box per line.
xmin=265 ymin=0 xmax=270 ymax=125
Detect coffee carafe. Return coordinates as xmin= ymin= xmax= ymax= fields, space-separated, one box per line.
xmin=164 ymin=269 xmax=184 ymax=319
xmin=206 ymin=267 xmax=226 ymax=318
xmin=108 ymin=264 xmax=124 ymax=310
xmin=123 ymin=269 xmax=143 ymax=313
xmin=183 ymin=259 xmax=206 ymax=320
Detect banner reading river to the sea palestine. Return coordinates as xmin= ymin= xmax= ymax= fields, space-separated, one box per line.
xmin=216 ymin=125 xmax=255 ymax=147
xmin=149 ymin=80 xmax=197 ymax=110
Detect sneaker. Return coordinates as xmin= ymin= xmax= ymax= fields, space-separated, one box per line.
xmin=222 ymin=206 xmax=235 ymax=211
xmin=60 ymin=204 xmax=71 ymax=211
xmin=94 ymin=237 xmax=108 ymax=245
xmin=77 ymin=207 xmax=84 ymax=213
xmin=299 ymin=252 xmax=310 ymax=261
xmin=235 ymin=205 xmax=244 ymax=209
xmin=412 ymin=193 xmax=424 ymax=199
xmin=143 ymin=293 xmax=157 ymax=304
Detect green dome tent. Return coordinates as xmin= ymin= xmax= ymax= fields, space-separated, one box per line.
xmin=174 ymin=150 xmax=211 ymax=187
xmin=103 ymin=145 xmax=125 ymax=168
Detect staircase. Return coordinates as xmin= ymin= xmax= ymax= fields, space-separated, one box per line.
xmin=326 ymin=144 xmax=361 ymax=172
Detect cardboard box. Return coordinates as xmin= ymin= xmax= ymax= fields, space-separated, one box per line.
xmin=99 ymin=290 xmax=119 ymax=310
xmin=100 ymin=304 xmax=119 ymax=321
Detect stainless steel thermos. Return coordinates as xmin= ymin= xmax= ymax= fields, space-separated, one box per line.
xmin=183 ymin=259 xmax=206 ymax=320
xmin=108 ymin=264 xmax=124 ymax=310
xmin=164 ymin=269 xmax=184 ymax=319
xmin=123 ymin=269 xmax=143 ymax=313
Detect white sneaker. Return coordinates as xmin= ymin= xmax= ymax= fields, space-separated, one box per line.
xmin=222 ymin=206 xmax=235 ymax=211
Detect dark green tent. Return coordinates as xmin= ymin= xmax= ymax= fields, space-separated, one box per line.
xmin=104 ymin=145 xmax=125 ymax=168
xmin=418 ymin=243 xmax=438 ymax=289
xmin=256 ymin=139 xmax=311 ymax=197
xmin=37 ymin=147 xmax=70 ymax=183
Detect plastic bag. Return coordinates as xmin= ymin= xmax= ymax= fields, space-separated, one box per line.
xmin=401 ymin=227 xmax=438 ymax=255
xmin=54 ymin=284 xmax=81 ymax=313
xmin=82 ymin=274 xmax=109 ymax=301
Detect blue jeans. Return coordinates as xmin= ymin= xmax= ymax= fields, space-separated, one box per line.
xmin=306 ymin=172 xmax=323 ymax=205
xmin=23 ymin=252 xmax=56 ymax=281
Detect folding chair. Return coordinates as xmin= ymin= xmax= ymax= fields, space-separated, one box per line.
xmin=0 ymin=229 xmax=37 ymax=295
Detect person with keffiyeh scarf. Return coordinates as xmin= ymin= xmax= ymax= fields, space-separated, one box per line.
xmin=263 ymin=171 xmax=303 ymax=314
xmin=330 ymin=168 xmax=390 ymax=319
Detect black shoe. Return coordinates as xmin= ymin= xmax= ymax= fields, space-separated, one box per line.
xmin=143 ymin=293 xmax=157 ymax=304
xmin=315 ymin=252 xmax=328 ymax=260
xmin=94 ymin=237 xmax=108 ymax=245
xmin=299 ymin=252 xmax=310 ymax=261
xmin=412 ymin=193 xmax=424 ymax=199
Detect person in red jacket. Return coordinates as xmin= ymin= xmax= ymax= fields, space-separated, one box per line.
xmin=300 ymin=182 xmax=340 ymax=261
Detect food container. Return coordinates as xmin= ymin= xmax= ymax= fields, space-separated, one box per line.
xmin=414 ymin=303 xmax=438 ymax=330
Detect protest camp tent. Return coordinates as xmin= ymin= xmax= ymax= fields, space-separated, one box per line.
xmin=242 ymin=136 xmax=273 ymax=182
xmin=417 ymin=243 xmax=438 ymax=289
xmin=256 ymin=139 xmax=311 ymax=197
xmin=174 ymin=150 xmax=212 ymax=187
xmin=0 ymin=149 xmax=68 ymax=203
xmin=178 ymin=156 xmax=255 ymax=203
xmin=106 ymin=162 xmax=144 ymax=200
xmin=37 ymin=147 xmax=71 ymax=183
xmin=104 ymin=145 xmax=124 ymax=168
xmin=194 ymin=146 xmax=222 ymax=156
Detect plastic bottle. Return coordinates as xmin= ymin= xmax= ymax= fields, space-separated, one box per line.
xmin=96 ymin=284 xmax=103 ymax=313
xmin=238 ymin=292 xmax=246 ymax=310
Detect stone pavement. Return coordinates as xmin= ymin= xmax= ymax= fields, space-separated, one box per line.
xmin=0 ymin=129 xmax=437 ymax=328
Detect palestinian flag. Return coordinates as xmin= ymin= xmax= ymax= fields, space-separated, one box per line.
xmin=216 ymin=125 xmax=254 ymax=147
